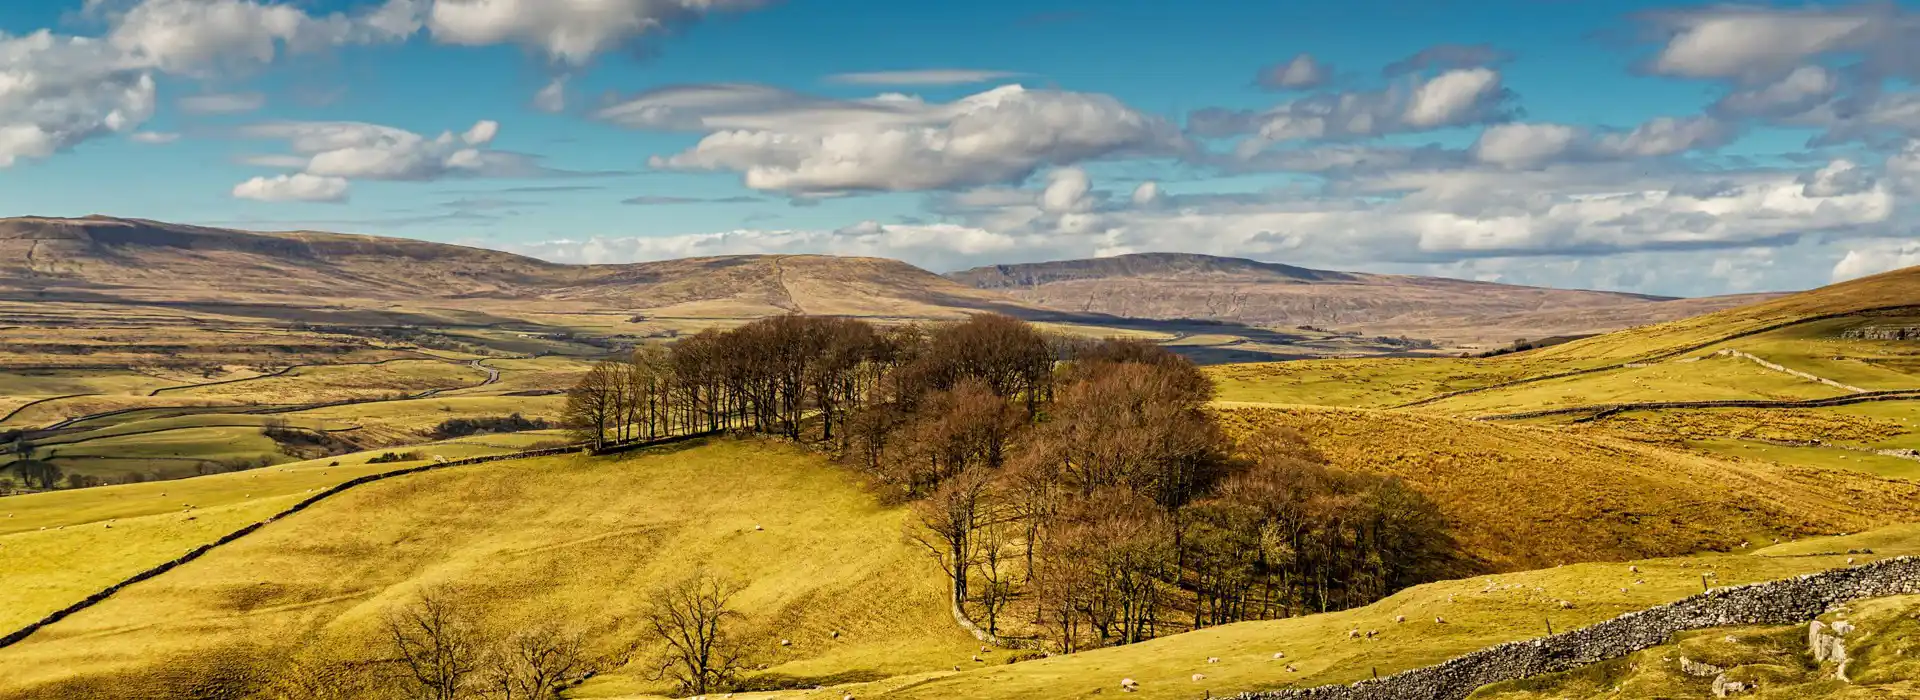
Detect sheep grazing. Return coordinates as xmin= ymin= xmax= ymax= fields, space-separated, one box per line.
xmin=1206 ymin=657 xmax=1219 ymax=664
xmin=1285 ymin=664 xmax=1298 ymax=673
xmin=831 ymin=630 xmax=840 ymax=638
xmin=1434 ymin=616 xmax=1448 ymax=624
xmin=843 ymin=695 xmax=855 ymax=700
xmin=1272 ymin=652 xmax=1286 ymax=659
xmin=1394 ymin=615 xmax=1406 ymax=623
xmin=1120 ymin=677 xmax=1140 ymax=692
xmin=1191 ymin=673 xmax=1206 ymax=682
xmin=972 ymin=655 xmax=983 ymax=663
xmin=1629 ymin=565 xmax=1639 ymax=573
xmin=1347 ymin=630 xmax=1361 ymax=639
xmin=754 ymin=525 xmax=764 ymax=531
xmin=780 ymin=639 xmax=791 ymax=647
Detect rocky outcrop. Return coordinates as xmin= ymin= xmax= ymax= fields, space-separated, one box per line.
xmin=1841 ymin=325 xmax=1919 ymax=341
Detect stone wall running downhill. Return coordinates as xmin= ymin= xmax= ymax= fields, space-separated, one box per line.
xmin=0 ymin=430 xmax=719 ymax=651
xmin=1230 ymin=556 xmax=1920 ymax=700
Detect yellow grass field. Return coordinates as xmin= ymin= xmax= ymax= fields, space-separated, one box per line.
xmin=0 ymin=439 xmax=985 ymax=700
xmin=1212 ymin=406 xmax=1920 ymax=572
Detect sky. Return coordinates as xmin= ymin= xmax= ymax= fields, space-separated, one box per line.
xmin=3 ymin=0 xmax=1920 ymax=297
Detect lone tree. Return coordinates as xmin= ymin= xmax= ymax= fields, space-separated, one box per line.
xmin=646 ymin=569 xmax=746 ymax=696
xmin=386 ymin=587 xmax=483 ymax=700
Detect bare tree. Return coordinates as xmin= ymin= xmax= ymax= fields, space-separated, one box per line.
xmin=481 ymin=623 xmax=592 ymax=700
xmin=387 ymin=587 xmax=484 ymax=700
xmin=910 ymin=467 xmax=1000 ymax=608
xmin=645 ymin=569 xmax=746 ymax=696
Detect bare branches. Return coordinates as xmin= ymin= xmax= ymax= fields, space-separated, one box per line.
xmin=386 ymin=587 xmax=484 ymax=700
xmin=645 ymin=569 xmax=747 ymax=696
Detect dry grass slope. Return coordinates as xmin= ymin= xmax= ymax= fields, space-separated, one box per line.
xmin=1213 ymin=406 xmax=1920 ymax=572
xmin=0 ymin=439 xmax=983 ymax=700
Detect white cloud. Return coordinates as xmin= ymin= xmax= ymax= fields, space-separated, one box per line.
xmin=101 ymin=0 xmax=421 ymax=74
xmin=0 ymin=31 xmax=156 ymax=168
xmin=1204 ymin=68 xmax=1516 ymax=154
xmin=232 ymin=173 xmax=349 ymax=202
xmin=426 ymin=0 xmax=766 ymax=66
xmin=1472 ymin=123 xmax=1581 ymax=168
xmin=1641 ymin=6 xmax=1878 ymax=81
xmin=1832 ymin=240 xmax=1920 ymax=282
xmin=1467 ymin=116 xmax=1733 ymax=168
xmin=640 ymin=84 xmax=1187 ymax=194
xmin=1256 ymin=54 xmax=1329 ymax=90
xmin=826 ymin=69 xmax=1027 ymax=86
xmin=178 ymin=91 xmax=264 ymax=114
xmin=1712 ymin=65 xmax=1836 ymax=117
xmin=1131 ymin=181 xmax=1162 ymax=207
xmin=1039 ymin=167 xmax=1093 ymax=214
xmin=129 ymin=130 xmax=179 ymax=144
xmin=1403 ymin=68 xmax=1504 ymax=128
xmin=238 ymin=119 xmax=521 ymax=181
xmin=1594 ymin=116 xmax=1733 ymax=157
xmin=532 ymin=75 xmax=566 ymax=113
xmin=1799 ymin=159 xmax=1878 ymax=197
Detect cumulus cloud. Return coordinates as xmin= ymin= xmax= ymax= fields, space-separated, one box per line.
xmin=1468 ymin=116 xmax=1734 ymax=168
xmin=1199 ymin=68 xmax=1517 ymax=154
xmin=532 ymin=76 xmax=567 ymax=113
xmin=1832 ymin=240 xmax=1920 ymax=282
xmin=1381 ymin=43 xmax=1512 ymax=77
xmin=1039 ymin=168 xmax=1094 ymax=214
xmin=238 ymin=119 xmax=522 ymax=181
xmin=1638 ymin=5 xmax=1881 ymax=82
xmin=1472 ymin=123 xmax=1581 ymax=168
xmin=232 ymin=173 xmax=349 ymax=202
xmin=1131 ymin=181 xmax=1163 ymax=207
xmin=1711 ymin=65 xmax=1836 ymax=118
xmin=1799 ymin=159 xmax=1878 ymax=197
xmin=0 ymin=31 xmax=156 ymax=168
xmin=825 ymin=69 xmax=1027 ymax=86
xmin=1256 ymin=54 xmax=1330 ymax=90
xmin=631 ymin=84 xmax=1187 ymax=194
xmin=99 ymin=0 xmax=421 ymax=74
xmin=178 ymin=91 xmax=265 ymax=114
xmin=426 ymin=0 xmax=768 ymax=66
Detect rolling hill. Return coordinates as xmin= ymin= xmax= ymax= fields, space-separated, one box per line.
xmin=0 ymin=215 xmax=1025 ymax=319
xmin=948 ymin=252 xmax=1783 ymax=345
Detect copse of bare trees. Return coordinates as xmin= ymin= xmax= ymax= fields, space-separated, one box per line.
xmin=564 ymin=313 xmax=1449 ymax=652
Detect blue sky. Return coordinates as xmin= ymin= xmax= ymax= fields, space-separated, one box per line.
xmin=3 ymin=0 xmax=1919 ymax=295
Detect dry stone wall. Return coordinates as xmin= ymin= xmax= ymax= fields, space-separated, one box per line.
xmin=1230 ymin=556 xmax=1920 ymax=700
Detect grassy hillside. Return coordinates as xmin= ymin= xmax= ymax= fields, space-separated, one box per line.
xmin=1212 ymin=406 xmax=1920 ymax=572
xmin=0 ymin=439 xmax=985 ymax=700
xmin=1205 ymin=266 xmax=1920 ymax=411
xmin=879 ymin=527 xmax=1920 ymax=700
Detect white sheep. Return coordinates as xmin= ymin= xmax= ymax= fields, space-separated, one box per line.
xmin=1120 ymin=678 xmax=1139 ymax=692
xmin=1272 ymin=652 xmax=1286 ymax=659
xmin=1206 ymin=657 xmax=1219 ymax=664
xmin=1191 ymin=673 xmax=1206 ymax=682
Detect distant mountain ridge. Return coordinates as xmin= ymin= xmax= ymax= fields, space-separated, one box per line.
xmin=1 ymin=217 xmax=1786 ymax=345
xmin=951 ymin=252 xmax=1363 ymax=287
xmin=0 ymin=216 xmax=1019 ymax=319
xmin=947 ymin=252 xmax=1775 ymax=344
